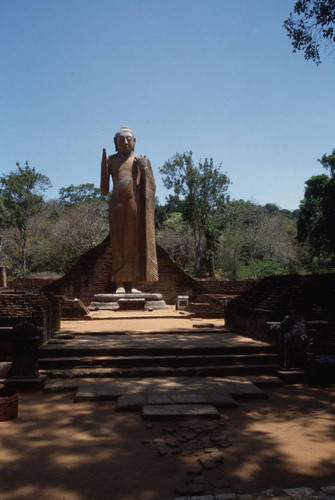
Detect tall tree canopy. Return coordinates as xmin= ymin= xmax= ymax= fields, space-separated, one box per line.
xmin=59 ymin=183 xmax=107 ymax=207
xmin=0 ymin=162 xmax=51 ymax=272
xmin=284 ymin=0 xmax=335 ymax=64
xmin=297 ymin=149 xmax=335 ymax=263
xmin=160 ymin=151 xmax=230 ymax=276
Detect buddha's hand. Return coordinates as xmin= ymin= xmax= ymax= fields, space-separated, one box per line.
xmin=134 ymin=156 xmax=147 ymax=173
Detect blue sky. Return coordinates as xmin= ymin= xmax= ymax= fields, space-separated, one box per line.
xmin=1 ymin=0 xmax=334 ymax=210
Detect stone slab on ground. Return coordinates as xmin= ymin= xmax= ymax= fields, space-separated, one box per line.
xmin=44 ymin=380 xmax=81 ymax=392
xmin=172 ymin=392 xmax=238 ymax=408
xmin=40 ymin=331 xmax=271 ymax=351
xmin=115 ymin=391 xmax=239 ymax=411
xmin=116 ymin=394 xmax=146 ymax=411
xmin=74 ymin=386 xmax=101 ymax=402
xmin=142 ymin=404 xmax=220 ymax=420
xmin=46 ymin=376 xmax=268 ymax=407
xmin=249 ymin=375 xmax=283 ymax=388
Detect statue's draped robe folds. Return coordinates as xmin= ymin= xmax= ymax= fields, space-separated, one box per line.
xmin=101 ymin=153 xmax=158 ymax=284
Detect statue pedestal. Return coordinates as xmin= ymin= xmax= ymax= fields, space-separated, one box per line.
xmin=89 ymin=293 xmax=170 ymax=311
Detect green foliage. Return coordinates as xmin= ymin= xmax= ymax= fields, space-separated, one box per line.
xmin=59 ymin=183 xmax=108 ymax=207
xmin=156 ymin=212 xmax=195 ymax=274
xmin=284 ymin=0 xmax=335 ymax=64
xmin=234 ymin=260 xmax=285 ymax=280
xmin=297 ymin=150 xmax=335 ymax=266
xmin=318 ymin=149 xmax=335 ymax=176
xmin=155 ymin=195 xmax=187 ymax=229
xmin=219 ymin=200 xmax=300 ymax=280
xmin=160 ymin=151 xmax=230 ymax=276
xmin=297 ymin=174 xmax=330 ymax=253
xmin=0 ymin=162 xmax=52 ymax=272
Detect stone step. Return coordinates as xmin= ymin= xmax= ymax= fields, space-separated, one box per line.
xmin=41 ymin=363 xmax=278 ymax=379
xmin=39 ymin=343 xmax=277 ymax=358
xmin=39 ymin=353 xmax=279 ymax=369
xmin=44 ymin=374 xmax=282 ymax=395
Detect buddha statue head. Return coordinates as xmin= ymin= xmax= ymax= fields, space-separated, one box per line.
xmin=114 ymin=126 xmax=136 ymax=154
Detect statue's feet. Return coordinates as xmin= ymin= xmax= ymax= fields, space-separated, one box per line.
xmin=125 ymin=283 xmax=141 ymax=294
xmin=115 ymin=284 xmax=125 ymax=294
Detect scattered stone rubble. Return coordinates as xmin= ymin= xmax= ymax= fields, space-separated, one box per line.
xmin=171 ymin=484 xmax=335 ymax=500
xmin=141 ymin=420 xmax=335 ymax=500
xmin=141 ymin=420 xmax=234 ymax=497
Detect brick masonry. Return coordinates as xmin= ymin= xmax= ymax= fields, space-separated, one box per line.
xmin=224 ymin=273 xmax=335 ymax=341
xmin=42 ymin=236 xmax=207 ymax=306
xmin=0 ymin=291 xmax=61 ymax=356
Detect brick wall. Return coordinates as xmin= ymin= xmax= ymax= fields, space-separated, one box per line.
xmin=44 ymin=236 xmax=206 ymax=305
xmin=224 ymin=273 xmax=335 ymax=341
xmin=196 ymin=279 xmax=260 ymax=295
xmin=0 ymin=291 xmax=61 ymax=357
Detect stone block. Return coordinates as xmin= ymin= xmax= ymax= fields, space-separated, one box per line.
xmin=197 ymin=456 xmax=217 ymax=469
xmin=214 ymin=495 xmax=236 ymax=500
xmin=74 ymin=387 xmax=98 ymax=402
xmin=147 ymin=394 xmax=175 ymax=405
xmin=116 ymin=394 xmax=146 ymax=411
xmin=142 ymin=404 xmax=220 ymax=420
xmin=96 ymin=384 xmax=120 ymax=400
xmin=44 ymin=380 xmax=79 ymax=392
xmin=321 ymin=486 xmax=335 ymax=495
xmin=283 ymin=487 xmax=315 ymax=498
xmin=190 ymin=496 xmax=214 ymax=500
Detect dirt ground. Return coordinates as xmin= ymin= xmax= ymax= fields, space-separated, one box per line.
xmin=0 ymin=384 xmax=334 ymax=500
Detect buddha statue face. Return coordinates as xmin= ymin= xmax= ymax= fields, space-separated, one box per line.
xmin=114 ymin=127 xmax=136 ymax=154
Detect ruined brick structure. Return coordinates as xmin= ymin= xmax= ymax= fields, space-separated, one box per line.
xmin=224 ymin=273 xmax=335 ymax=341
xmin=43 ymin=237 xmax=206 ymax=306
xmin=0 ymin=291 xmax=61 ymax=357
xmin=198 ymin=279 xmax=260 ymax=296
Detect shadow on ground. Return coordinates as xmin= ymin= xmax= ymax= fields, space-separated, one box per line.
xmin=0 ymin=384 xmax=334 ymax=500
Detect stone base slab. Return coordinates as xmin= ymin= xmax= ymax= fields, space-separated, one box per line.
xmin=89 ymin=292 xmax=170 ymax=311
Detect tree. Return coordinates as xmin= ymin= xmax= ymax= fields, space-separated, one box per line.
xmin=156 ymin=212 xmax=195 ymax=274
xmin=160 ymin=151 xmax=230 ymax=276
xmin=219 ymin=200 xmax=300 ymax=279
xmin=284 ymin=0 xmax=335 ymax=65
xmin=319 ymin=148 xmax=335 ymax=175
xmin=297 ymin=149 xmax=335 ymax=266
xmin=155 ymin=194 xmax=186 ymax=229
xmin=59 ymin=183 xmax=108 ymax=207
xmin=0 ymin=162 xmax=52 ymax=273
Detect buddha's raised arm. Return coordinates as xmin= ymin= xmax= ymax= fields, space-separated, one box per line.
xmin=100 ymin=148 xmax=109 ymax=195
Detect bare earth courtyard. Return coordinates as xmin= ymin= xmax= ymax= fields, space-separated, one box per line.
xmin=0 ymin=316 xmax=334 ymax=500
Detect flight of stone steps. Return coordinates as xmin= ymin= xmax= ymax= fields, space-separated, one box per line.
xmin=39 ymin=329 xmax=280 ymax=380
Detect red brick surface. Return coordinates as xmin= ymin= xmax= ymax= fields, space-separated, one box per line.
xmin=43 ymin=237 xmax=206 ymax=305
xmin=224 ymin=273 xmax=335 ymax=340
xmin=0 ymin=292 xmax=60 ymax=356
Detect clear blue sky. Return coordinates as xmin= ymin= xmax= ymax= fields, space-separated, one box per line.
xmin=1 ymin=0 xmax=334 ymax=210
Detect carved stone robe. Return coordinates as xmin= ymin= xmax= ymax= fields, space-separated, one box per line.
xmin=101 ymin=152 xmax=158 ymax=284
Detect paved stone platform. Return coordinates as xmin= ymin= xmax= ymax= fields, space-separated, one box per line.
xmin=38 ymin=317 xmax=281 ymax=418
xmin=57 ymin=315 xmax=226 ymax=333
xmin=44 ymin=376 xmax=271 ymax=416
xmin=41 ymin=331 xmax=272 ymax=351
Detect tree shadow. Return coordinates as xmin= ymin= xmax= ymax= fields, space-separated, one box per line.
xmin=0 ymin=385 xmax=334 ymax=499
